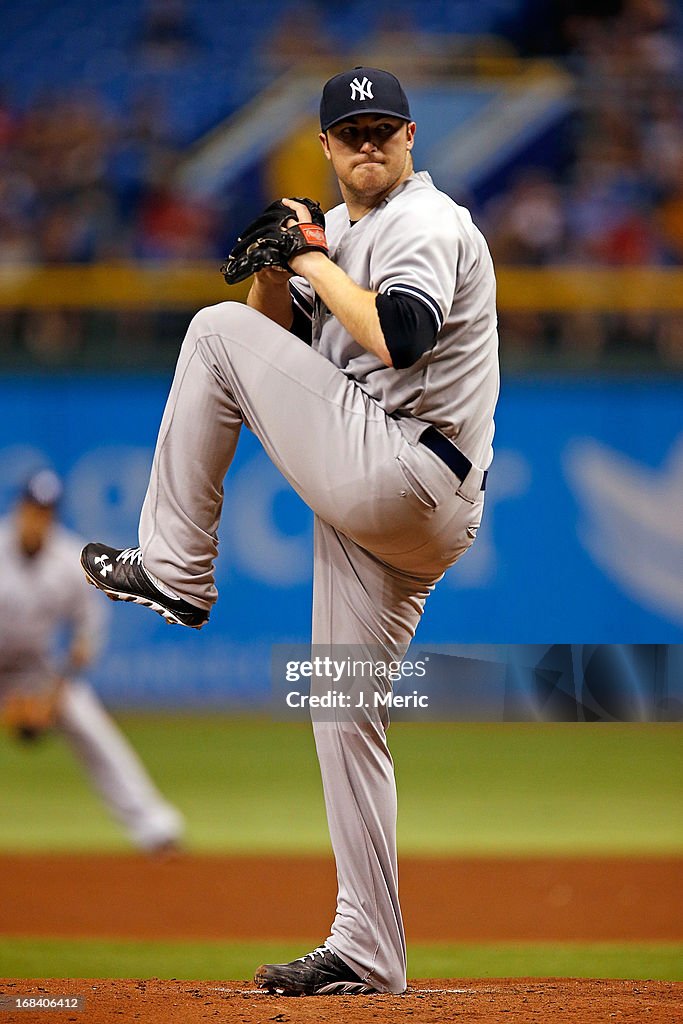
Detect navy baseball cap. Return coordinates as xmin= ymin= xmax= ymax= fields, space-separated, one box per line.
xmin=21 ymin=469 xmax=63 ymax=509
xmin=320 ymin=67 xmax=411 ymax=132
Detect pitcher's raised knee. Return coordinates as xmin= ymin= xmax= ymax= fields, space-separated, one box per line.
xmin=188 ymin=301 xmax=266 ymax=342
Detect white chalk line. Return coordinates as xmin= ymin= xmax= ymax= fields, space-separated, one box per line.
xmin=207 ymin=985 xmax=498 ymax=996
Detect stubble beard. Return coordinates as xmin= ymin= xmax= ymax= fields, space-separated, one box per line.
xmin=341 ymin=153 xmax=412 ymax=209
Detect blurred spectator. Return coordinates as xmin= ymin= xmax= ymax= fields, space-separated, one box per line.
xmin=659 ymin=186 xmax=683 ymax=261
xmin=486 ymin=169 xmax=567 ymax=265
xmin=18 ymin=94 xmax=111 ymax=205
xmin=134 ymin=0 xmax=200 ymax=66
xmin=39 ymin=190 xmax=120 ymax=264
xmin=263 ymin=1 xmax=338 ymax=70
xmin=564 ymin=133 xmax=662 ymax=265
xmin=0 ymin=86 xmax=18 ymax=149
xmin=136 ymin=186 xmax=220 ymax=260
xmin=107 ymin=95 xmax=177 ymax=225
xmin=0 ymin=168 xmax=37 ymax=265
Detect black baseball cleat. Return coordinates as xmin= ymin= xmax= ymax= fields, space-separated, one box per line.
xmin=80 ymin=543 xmax=208 ymax=629
xmin=254 ymin=945 xmax=376 ymax=996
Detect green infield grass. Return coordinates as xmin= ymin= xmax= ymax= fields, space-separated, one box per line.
xmin=0 ymin=718 xmax=681 ymax=854
xmin=1 ymin=936 xmax=681 ymax=982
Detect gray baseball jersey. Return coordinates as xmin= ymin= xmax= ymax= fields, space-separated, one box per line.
xmin=0 ymin=517 xmax=183 ymax=849
xmin=133 ymin=166 xmax=500 ymax=991
xmin=0 ymin=517 xmax=104 ymax=683
xmin=290 ymin=170 xmax=499 ymax=468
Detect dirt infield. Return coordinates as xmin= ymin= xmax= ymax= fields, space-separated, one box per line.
xmin=1 ymin=853 xmax=681 ymax=941
xmin=1 ymin=978 xmax=682 ymax=1024
xmin=1 ymin=854 xmax=681 ymax=1023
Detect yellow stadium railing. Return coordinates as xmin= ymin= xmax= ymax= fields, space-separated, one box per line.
xmin=0 ymin=264 xmax=682 ymax=312
xmin=0 ymin=263 xmax=244 ymax=309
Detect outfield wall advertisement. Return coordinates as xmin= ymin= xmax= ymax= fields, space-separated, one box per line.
xmin=0 ymin=375 xmax=681 ymax=709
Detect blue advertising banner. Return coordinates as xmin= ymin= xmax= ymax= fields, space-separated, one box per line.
xmin=0 ymin=374 xmax=681 ymax=706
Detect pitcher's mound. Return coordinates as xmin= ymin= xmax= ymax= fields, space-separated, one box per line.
xmin=2 ymin=977 xmax=681 ymax=1023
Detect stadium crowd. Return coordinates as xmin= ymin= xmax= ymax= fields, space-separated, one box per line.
xmin=0 ymin=0 xmax=681 ymax=366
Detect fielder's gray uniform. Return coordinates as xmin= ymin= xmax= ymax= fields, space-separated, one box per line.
xmin=139 ymin=170 xmax=499 ymax=990
xmin=0 ymin=517 xmax=184 ymax=850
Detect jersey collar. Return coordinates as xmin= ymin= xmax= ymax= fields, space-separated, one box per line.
xmin=382 ymin=170 xmax=432 ymax=206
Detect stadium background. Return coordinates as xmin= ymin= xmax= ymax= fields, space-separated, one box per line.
xmin=0 ymin=0 xmax=681 ymax=1001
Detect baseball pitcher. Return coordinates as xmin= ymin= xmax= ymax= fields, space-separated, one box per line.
xmin=80 ymin=67 xmax=499 ymax=993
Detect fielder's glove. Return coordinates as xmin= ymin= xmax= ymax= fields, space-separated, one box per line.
xmin=221 ymin=197 xmax=327 ymax=284
xmin=1 ymin=681 xmax=63 ymax=743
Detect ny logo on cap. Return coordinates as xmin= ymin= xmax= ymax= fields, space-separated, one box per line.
xmin=350 ymin=76 xmax=373 ymax=101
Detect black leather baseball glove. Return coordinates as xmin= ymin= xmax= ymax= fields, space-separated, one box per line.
xmin=221 ymin=197 xmax=327 ymax=285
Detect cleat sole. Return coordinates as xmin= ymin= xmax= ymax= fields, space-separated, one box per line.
xmin=81 ymin=566 xmax=204 ymax=630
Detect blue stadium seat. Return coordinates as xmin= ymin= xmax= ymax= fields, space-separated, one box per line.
xmin=0 ymin=0 xmax=534 ymax=139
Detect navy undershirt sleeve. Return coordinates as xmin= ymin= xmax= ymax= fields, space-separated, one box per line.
xmin=289 ymin=282 xmax=313 ymax=344
xmin=375 ymin=291 xmax=439 ymax=369
xmin=290 ymin=303 xmax=313 ymax=344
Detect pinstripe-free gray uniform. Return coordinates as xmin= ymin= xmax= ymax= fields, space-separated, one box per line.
xmin=0 ymin=518 xmax=184 ymax=850
xmin=139 ymin=169 xmax=499 ymax=990
xmin=291 ymin=172 xmax=498 ymax=465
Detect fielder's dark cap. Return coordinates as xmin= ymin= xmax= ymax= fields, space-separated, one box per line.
xmin=21 ymin=469 xmax=63 ymax=509
xmin=320 ymin=66 xmax=411 ymax=132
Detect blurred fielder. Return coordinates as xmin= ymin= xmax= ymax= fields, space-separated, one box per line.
xmin=0 ymin=470 xmax=184 ymax=852
xmin=81 ymin=67 xmax=499 ymax=992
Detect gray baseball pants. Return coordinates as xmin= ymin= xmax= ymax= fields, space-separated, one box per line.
xmin=0 ymin=673 xmax=183 ymax=850
xmin=58 ymin=679 xmax=184 ymax=850
xmin=139 ymin=302 xmax=485 ymax=992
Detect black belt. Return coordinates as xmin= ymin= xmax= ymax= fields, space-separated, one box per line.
xmin=419 ymin=426 xmax=487 ymax=490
